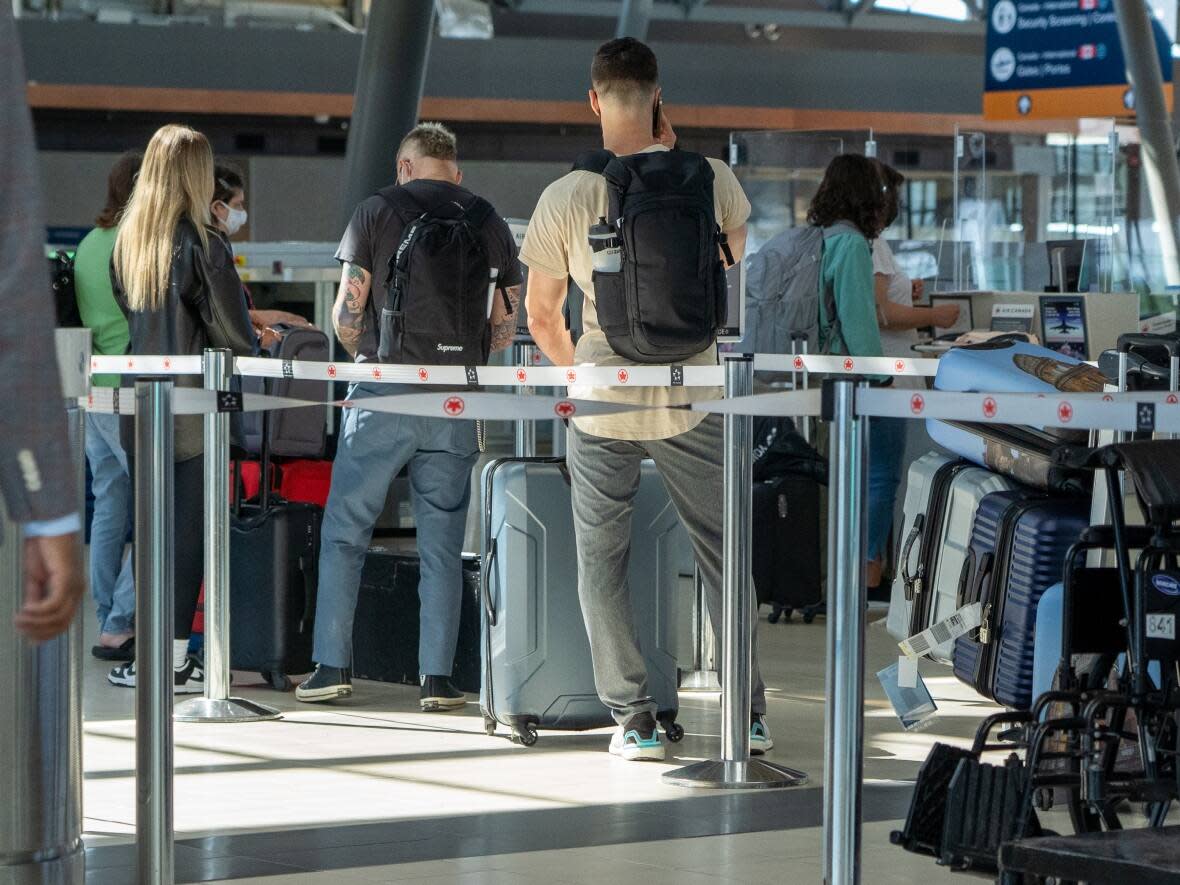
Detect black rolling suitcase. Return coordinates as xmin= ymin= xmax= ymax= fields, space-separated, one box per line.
xmin=229 ymin=413 xmax=322 ymax=691
xmin=753 ymin=474 xmax=823 ymax=624
xmin=352 ymin=550 xmax=482 ymax=693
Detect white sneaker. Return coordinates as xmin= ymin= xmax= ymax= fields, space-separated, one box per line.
xmin=608 ymin=712 xmax=666 ymax=762
xmin=108 ymin=657 xmax=205 ymax=695
xmin=751 ymin=714 xmax=774 ymax=756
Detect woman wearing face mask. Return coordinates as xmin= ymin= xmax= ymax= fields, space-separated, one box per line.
xmin=211 ymin=163 xmax=311 ymax=347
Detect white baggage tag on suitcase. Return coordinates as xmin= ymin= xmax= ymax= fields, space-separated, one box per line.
xmin=899 ymin=602 xmax=983 ymax=660
xmin=877 ymin=661 xmax=937 ymax=731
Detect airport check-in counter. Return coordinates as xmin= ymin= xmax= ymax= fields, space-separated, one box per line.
xmin=919 ymin=290 xmax=1141 ymax=361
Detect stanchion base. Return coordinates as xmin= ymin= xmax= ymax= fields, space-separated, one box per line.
xmin=678 ymin=670 xmax=722 ymax=692
xmin=662 ymin=758 xmax=809 ymax=790
xmin=173 ymin=696 xmax=282 ymax=723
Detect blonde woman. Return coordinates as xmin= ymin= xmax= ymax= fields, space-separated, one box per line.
xmin=109 ymin=124 xmax=256 ymax=692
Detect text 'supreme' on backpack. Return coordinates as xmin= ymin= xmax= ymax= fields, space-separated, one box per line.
xmin=377 ymin=188 xmax=511 ymax=366
xmin=574 ymin=149 xmax=733 ymax=364
xmin=742 ymin=222 xmax=863 ymax=357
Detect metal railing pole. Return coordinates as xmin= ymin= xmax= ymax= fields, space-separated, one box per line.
xmin=175 ymin=349 xmax=280 ymax=724
xmin=721 ymin=355 xmax=754 ymax=763
xmin=822 ymin=378 xmax=869 ymax=885
xmin=135 ymin=379 xmax=175 ymax=885
xmin=513 ymin=342 xmax=537 ymax=458
xmin=663 ymin=355 xmax=807 ymax=789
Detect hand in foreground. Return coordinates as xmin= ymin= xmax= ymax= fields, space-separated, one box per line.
xmin=15 ymin=532 xmax=85 ymax=641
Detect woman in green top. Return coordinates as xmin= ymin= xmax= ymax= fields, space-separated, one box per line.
xmin=74 ymin=152 xmax=141 ymax=661
xmin=808 ymin=155 xmax=899 ymax=600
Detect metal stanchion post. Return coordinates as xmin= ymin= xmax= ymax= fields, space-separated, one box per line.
xmin=664 ymin=355 xmax=808 ymax=789
xmin=513 ymin=342 xmax=538 ymax=458
xmin=822 ymin=377 xmax=869 ymax=885
xmin=135 ymin=380 xmax=175 ymax=885
xmin=0 ymin=331 xmax=89 ymax=885
xmin=678 ymin=566 xmax=721 ymax=692
xmin=175 ymin=349 xmax=280 ymax=723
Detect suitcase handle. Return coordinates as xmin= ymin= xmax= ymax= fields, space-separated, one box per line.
xmin=481 ymin=537 xmax=498 ymax=627
xmin=957 ymin=550 xmax=975 ymax=609
xmin=900 ymin=513 xmax=925 ymax=601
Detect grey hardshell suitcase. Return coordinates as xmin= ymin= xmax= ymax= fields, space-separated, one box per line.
xmin=480 ymin=456 xmax=687 ymax=746
xmin=887 ymin=452 xmax=1016 ymax=663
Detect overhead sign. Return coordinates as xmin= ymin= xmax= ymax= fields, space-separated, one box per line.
xmin=984 ymin=0 xmax=1174 ymax=120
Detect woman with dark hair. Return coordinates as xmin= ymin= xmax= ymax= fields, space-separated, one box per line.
xmin=210 ymin=161 xmax=310 ymax=347
xmin=808 ymin=155 xmax=900 ymax=599
xmin=807 ymin=153 xmax=886 ymax=359
xmin=74 ymin=151 xmax=142 ymax=661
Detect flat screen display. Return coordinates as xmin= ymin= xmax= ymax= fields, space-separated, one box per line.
xmin=1040 ymin=296 xmax=1088 ymax=360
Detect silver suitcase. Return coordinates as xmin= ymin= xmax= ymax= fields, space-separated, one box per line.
xmin=887 ymin=452 xmax=1016 ymax=663
xmin=480 ymin=457 xmax=687 ymax=745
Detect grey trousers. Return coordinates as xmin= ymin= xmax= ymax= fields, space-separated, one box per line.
xmin=568 ymin=414 xmax=767 ymax=724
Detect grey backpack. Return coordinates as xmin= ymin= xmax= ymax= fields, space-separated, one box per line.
xmin=742 ymin=221 xmax=863 ymax=357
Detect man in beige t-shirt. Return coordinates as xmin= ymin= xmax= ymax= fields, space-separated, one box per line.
xmin=520 ymin=37 xmax=772 ymax=763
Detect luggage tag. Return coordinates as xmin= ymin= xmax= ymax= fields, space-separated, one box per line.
xmin=898 ymin=601 xmax=982 ymax=659
xmin=876 ymin=660 xmax=937 ymax=731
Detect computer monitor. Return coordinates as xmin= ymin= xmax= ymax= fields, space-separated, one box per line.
xmin=1045 ymin=239 xmax=1099 ymax=293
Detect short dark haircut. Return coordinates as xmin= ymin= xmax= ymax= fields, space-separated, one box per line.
xmin=807 ymin=154 xmax=888 ymax=239
xmin=398 ymin=122 xmax=458 ymax=163
xmin=591 ymin=37 xmax=658 ymax=104
xmin=95 ymin=152 xmax=142 ymax=229
xmin=213 ymin=162 xmax=245 ymax=206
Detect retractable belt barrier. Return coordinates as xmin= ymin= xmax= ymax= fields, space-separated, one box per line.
xmin=99 ymin=348 xmax=1168 ymax=885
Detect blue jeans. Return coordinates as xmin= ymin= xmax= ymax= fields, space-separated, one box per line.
xmin=85 ymin=412 xmax=135 ymax=635
xmin=867 ymin=416 xmax=907 ymax=563
xmin=313 ymin=384 xmax=479 ymax=675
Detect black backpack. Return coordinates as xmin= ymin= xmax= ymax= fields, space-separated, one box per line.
xmin=377 ymin=187 xmax=504 ymax=366
xmin=573 ymin=148 xmax=732 ymax=364
xmin=49 ymin=249 xmax=82 ymax=327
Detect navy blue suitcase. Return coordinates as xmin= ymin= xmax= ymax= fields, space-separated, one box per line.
xmin=953 ymin=489 xmax=1089 ymax=708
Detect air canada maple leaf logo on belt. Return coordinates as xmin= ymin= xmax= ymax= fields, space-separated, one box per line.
xmin=617 ymin=369 xmax=630 ymax=384
xmin=327 ymin=364 xmax=337 ymax=379
xmin=418 ymin=368 xmax=429 ymax=382
xmin=555 ymin=401 xmax=576 ymax=418
xmin=843 ymin=358 xmax=854 ymax=371
xmin=566 ymin=369 xmax=577 ymax=384
xmin=516 ymin=369 xmax=527 ymax=383
xmin=982 ymin=397 xmax=998 ymax=419
xmin=443 ymin=397 xmax=465 ymax=416
xmin=1058 ymin=401 xmax=1073 ymax=423
xmin=793 ymin=356 xmax=804 ymax=371
xmin=895 ymin=360 xmax=906 ymax=373
xmin=910 ymin=394 xmax=924 ymax=415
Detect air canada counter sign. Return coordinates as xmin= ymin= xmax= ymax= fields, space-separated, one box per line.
xmin=984 ymin=0 xmax=1173 ymax=120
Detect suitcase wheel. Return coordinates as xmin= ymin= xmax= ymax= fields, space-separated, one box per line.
xmin=483 ymin=715 xmax=498 ymax=737
xmin=511 ymin=724 xmax=539 ymax=747
xmin=261 ymin=670 xmax=293 ymax=692
xmin=802 ymin=604 xmax=824 ymax=624
xmin=662 ymin=720 xmax=685 ymax=743
xmin=768 ymin=604 xmax=792 ymax=625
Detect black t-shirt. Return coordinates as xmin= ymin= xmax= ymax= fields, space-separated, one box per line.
xmin=335 ymin=179 xmax=522 ymax=361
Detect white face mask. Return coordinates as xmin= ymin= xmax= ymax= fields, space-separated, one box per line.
xmin=217 ymin=202 xmax=248 ymax=236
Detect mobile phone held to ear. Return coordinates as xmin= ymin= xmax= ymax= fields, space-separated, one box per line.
xmin=652 ymin=99 xmax=662 ymax=138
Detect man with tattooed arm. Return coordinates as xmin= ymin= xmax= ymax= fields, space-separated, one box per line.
xmin=297 ymin=123 xmax=521 ymax=709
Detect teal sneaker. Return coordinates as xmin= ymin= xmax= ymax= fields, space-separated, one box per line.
xmin=609 ymin=712 xmax=665 ymax=761
xmin=751 ymin=714 xmax=774 ymax=756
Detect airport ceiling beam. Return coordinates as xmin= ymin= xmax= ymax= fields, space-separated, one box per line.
xmin=340 ymin=0 xmax=434 ymax=226
xmin=616 ymin=0 xmax=654 ymax=38
xmin=1115 ymin=0 xmax=1180 ymax=287
xmin=512 ymin=0 xmax=984 ymax=34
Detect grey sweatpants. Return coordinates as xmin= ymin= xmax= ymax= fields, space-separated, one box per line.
xmin=568 ymin=414 xmax=768 ymax=724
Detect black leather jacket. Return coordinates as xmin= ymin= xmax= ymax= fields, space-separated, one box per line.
xmin=116 ymin=218 xmax=256 ymax=460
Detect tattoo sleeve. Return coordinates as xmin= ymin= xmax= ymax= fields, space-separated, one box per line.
xmin=489 ymin=285 xmax=521 ymax=353
xmin=333 ymin=263 xmax=370 ymax=358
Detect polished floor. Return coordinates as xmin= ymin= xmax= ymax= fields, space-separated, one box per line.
xmin=79 ymin=596 xmax=1026 ymax=884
